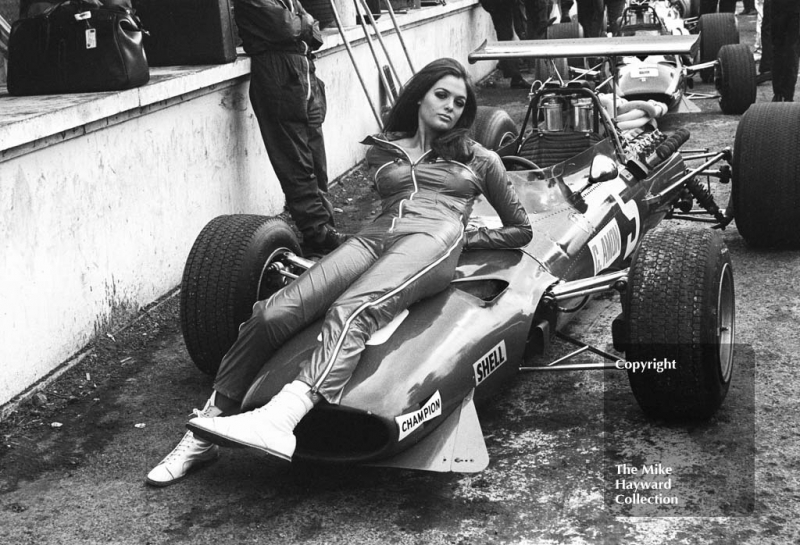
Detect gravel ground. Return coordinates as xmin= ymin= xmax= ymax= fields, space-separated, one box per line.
xmin=2 ymin=10 xmax=800 ymax=545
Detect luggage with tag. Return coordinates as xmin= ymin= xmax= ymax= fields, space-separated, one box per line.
xmin=131 ymin=0 xmax=238 ymax=66
xmin=7 ymin=0 xmax=149 ymax=96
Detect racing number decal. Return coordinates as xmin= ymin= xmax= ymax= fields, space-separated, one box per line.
xmin=587 ymin=186 xmax=641 ymax=274
xmin=633 ymin=66 xmax=658 ymax=79
xmin=612 ymin=192 xmax=640 ymax=259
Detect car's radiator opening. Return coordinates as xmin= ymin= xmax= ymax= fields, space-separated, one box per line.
xmin=452 ymin=279 xmax=509 ymax=302
xmin=295 ymin=407 xmax=392 ymax=461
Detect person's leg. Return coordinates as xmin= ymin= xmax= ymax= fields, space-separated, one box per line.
xmin=771 ymin=9 xmax=800 ymax=101
xmin=513 ymin=0 xmax=528 ymax=39
xmin=525 ymin=0 xmax=551 ymax=40
xmin=771 ymin=8 xmax=788 ymax=99
xmin=576 ymin=0 xmax=603 ymax=37
xmin=761 ymin=0 xmax=773 ymax=75
xmin=249 ymin=55 xmax=340 ymax=249
xmin=145 ymin=395 xmax=223 ymax=486
xmin=212 ymin=236 xmax=382 ymax=404
xmin=719 ymin=0 xmax=736 ymax=12
xmin=606 ymin=0 xmax=625 ymax=36
xmin=700 ymin=0 xmax=718 ymax=14
xmin=785 ymin=11 xmax=800 ymax=101
xmin=190 ymin=225 xmax=465 ymax=461
xmin=754 ymin=0 xmax=764 ymax=61
xmin=490 ymin=2 xmax=528 ymax=85
xmin=148 ymin=235 xmax=381 ymax=483
xmin=560 ymin=0 xmax=575 ymax=22
xmin=307 ymin=123 xmax=338 ymax=229
xmin=258 ymin=117 xmax=333 ymax=239
xmin=299 ymin=226 xmax=465 ymax=404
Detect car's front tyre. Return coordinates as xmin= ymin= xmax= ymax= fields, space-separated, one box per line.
xmin=716 ymin=44 xmax=756 ymax=114
xmin=733 ymin=103 xmax=800 ymax=247
xmin=623 ymin=227 xmax=734 ymax=420
xmin=698 ymin=13 xmax=739 ymax=83
xmin=180 ymin=215 xmax=302 ymax=375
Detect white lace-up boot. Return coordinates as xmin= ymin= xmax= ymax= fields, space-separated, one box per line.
xmin=146 ymin=395 xmax=222 ymax=487
xmin=187 ymin=381 xmax=314 ymax=462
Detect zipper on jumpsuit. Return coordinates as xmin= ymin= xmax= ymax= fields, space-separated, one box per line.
xmin=371 ymin=136 xmax=429 ymax=232
xmin=281 ymin=0 xmax=312 ymax=101
xmin=300 ymin=43 xmax=311 ymax=101
xmin=310 ymin=138 xmax=465 ymax=395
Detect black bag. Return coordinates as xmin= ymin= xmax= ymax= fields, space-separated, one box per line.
xmin=7 ymin=0 xmax=150 ymax=96
xmin=131 ymin=0 xmax=237 ymax=66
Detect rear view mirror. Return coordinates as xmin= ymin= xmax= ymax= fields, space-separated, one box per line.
xmin=589 ymin=154 xmax=619 ymax=184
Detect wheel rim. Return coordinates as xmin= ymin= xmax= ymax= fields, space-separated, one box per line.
xmin=717 ymin=262 xmax=735 ymax=383
xmin=499 ymin=131 xmax=517 ymax=148
xmin=256 ymin=247 xmax=299 ymax=301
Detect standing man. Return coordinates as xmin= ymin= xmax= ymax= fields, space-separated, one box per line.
xmin=759 ymin=0 xmax=773 ymax=81
xmin=575 ymin=0 xmax=604 ymax=38
xmin=480 ymin=0 xmax=532 ymax=89
xmin=560 ymin=0 xmax=574 ymax=23
xmin=524 ymin=0 xmax=554 ymax=41
xmin=606 ymin=0 xmax=625 ymax=35
xmin=740 ymin=0 xmax=756 ymax=15
xmin=770 ymin=0 xmax=800 ymax=101
xmin=234 ymin=0 xmax=346 ymax=254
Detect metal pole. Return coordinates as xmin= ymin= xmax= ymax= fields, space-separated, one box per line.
xmin=328 ymin=0 xmax=384 ymax=129
xmin=354 ymin=0 xmax=396 ymax=106
xmin=355 ymin=0 xmax=402 ymax=98
xmin=381 ymin=0 xmax=416 ymax=74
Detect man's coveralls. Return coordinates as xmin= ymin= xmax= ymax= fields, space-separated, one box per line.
xmin=234 ymin=0 xmax=334 ymax=240
xmin=770 ymin=0 xmax=800 ymax=101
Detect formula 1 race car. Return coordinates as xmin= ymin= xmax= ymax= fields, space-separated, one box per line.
xmin=616 ymin=0 xmax=755 ymax=113
xmin=544 ymin=0 xmax=755 ymax=115
xmin=176 ymin=36 xmax=797 ymax=475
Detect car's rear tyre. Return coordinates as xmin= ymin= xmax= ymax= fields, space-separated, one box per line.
xmin=470 ymin=106 xmax=519 ymax=152
xmin=180 ymin=215 xmax=303 ymax=375
xmin=699 ymin=13 xmax=739 ymax=83
xmin=675 ymin=0 xmax=700 ymax=17
xmin=533 ymin=57 xmax=571 ymax=84
xmin=716 ymin=44 xmax=756 ymax=114
xmin=546 ymin=22 xmax=584 ymax=70
xmin=624 ymin=228 xmax=734 ymax=420
xmin=732 ymin=103 xmax=800 ymax=247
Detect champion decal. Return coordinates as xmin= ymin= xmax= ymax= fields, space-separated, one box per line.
xmin=589 ymin=219 xmax=622 ymax=274
xmin=473 ymin=340 xmax=507 ymax=386
xmin=396 ymin=391 xmax=442 ymax=441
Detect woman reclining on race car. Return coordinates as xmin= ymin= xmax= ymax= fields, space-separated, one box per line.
xmin=146 ymin=57 xmax=533 ymax=486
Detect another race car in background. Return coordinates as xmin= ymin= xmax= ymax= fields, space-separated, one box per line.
xmin=614 ymin=0 xmax=755 ymax=114
xmin=537 ymin=0 xmax=755 ymax=115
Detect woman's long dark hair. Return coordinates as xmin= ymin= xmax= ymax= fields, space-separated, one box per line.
xmin=383 ymin=58 xmax=478 ymax=162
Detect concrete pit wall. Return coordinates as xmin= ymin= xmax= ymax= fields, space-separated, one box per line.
xmin=0 ymin=0 xmax=497 ymax=409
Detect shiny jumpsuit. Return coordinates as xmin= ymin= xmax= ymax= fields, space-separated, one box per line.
xmin=214 ymin=136 xmax=533 ymax=404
